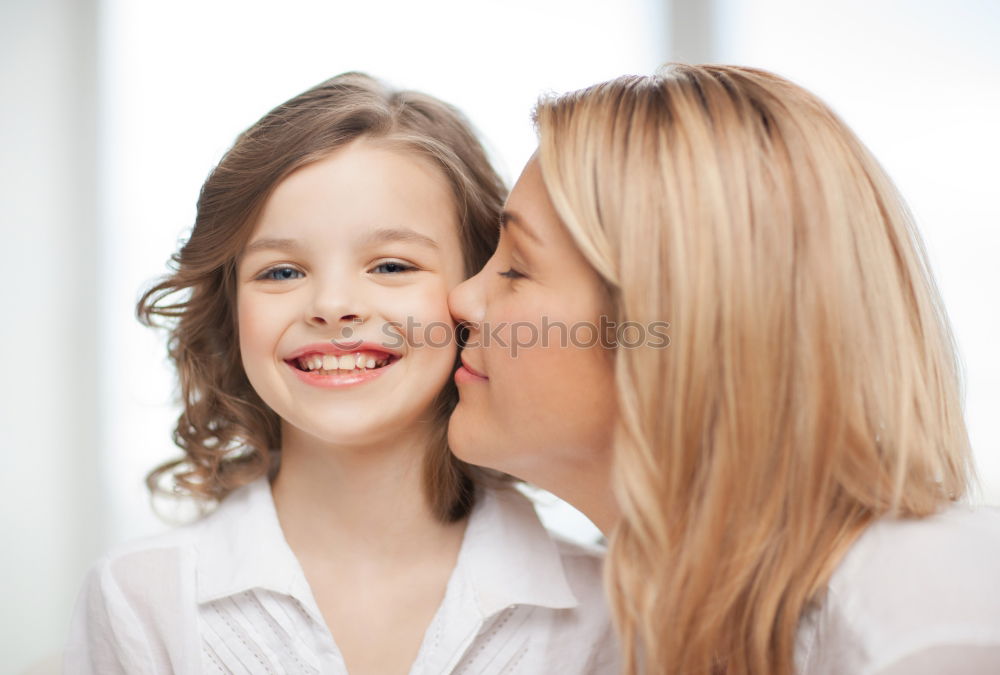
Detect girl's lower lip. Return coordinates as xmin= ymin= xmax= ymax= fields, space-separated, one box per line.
xmin=455 ymin=364 xmax=488 ymax=384
xmin=286 ymin=359 xmax=395 ymax=388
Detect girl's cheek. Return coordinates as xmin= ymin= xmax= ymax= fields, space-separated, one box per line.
xmin=389 ymin=284 xmax=453 ymax=320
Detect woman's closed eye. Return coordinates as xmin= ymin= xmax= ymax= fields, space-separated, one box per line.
xmin=498 ymin=267 xmax=526 ymax=280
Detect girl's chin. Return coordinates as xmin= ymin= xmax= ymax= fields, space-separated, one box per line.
xmin=283 ymin=409 xmax=433 ymax=449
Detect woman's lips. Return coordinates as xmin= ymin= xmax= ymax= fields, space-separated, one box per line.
xmin=455 ymin=357 xmax=488 ymax=384
xmin=285 ymin=357 xmax=396 ymax=389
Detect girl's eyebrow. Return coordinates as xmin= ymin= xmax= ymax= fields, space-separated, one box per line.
xmin=243 ymin=237 xmax=302 ymax=255
xmin=242 ymin=228 xmax=439 ymax=258
xmin=361 ymin=227 xmax=439 ymax=250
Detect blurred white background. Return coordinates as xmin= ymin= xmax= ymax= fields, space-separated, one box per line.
xmin=2 ymin=0 xmax=997 ymax=671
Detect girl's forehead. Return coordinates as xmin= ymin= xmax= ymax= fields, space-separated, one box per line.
xmin=251 ymin=158 xmax=450 ymax=230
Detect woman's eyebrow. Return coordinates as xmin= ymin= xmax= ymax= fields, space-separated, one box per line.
xmin=500 ymin=210 xmax=542 ymax=244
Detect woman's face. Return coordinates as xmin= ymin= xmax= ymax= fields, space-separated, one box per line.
xmin=448 ymin=156 xmax=616 ymax=486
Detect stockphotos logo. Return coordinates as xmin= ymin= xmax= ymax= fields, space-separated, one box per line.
xmin=334 ymin=316 xmax=670 ymax=356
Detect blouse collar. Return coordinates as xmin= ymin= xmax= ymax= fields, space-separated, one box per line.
xmin=193 ymin=474 xmax=580 ymax=621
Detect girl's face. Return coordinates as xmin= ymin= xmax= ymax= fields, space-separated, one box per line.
xmin=447 ymin=156 xmax=616 ymax=485
xmin=236 ymin=139 xmax=465 ymax=449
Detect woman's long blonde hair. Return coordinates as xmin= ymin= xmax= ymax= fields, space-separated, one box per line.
xmin=534 ymin=63 xmax=975 ymax=674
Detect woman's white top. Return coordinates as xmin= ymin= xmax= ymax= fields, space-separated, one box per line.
xmin=795 ymin=503 xmax=1000 ymax=674
xmin=63 ymin=478 xmax=618 ymax=674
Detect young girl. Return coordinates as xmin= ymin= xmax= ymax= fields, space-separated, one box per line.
xmin=63 ymin=72 xmax=618 ymax=675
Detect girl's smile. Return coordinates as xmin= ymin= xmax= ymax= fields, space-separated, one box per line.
xmin=284 ymin=341 xmax=402 ymax=389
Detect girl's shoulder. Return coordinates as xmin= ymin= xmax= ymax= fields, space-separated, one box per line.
xmin=74 ymin=513 xmax=208 ymax=625
xmin=797 ymin=504 xmax=1000 ymax=674
xmin=476 ymin=485 xmax=610 ymax=605
xmin=86 ymin=498 xmax=227 ymax=573
xmin=75 ymin=483 xmax=259 ymax=615
xmin=65 ymin=486 xmax=262 ymax=672
xmin=468 ymin=485 xmax=619 ymax=670
xmin=481 ymin=484 xmax=607 ymax=560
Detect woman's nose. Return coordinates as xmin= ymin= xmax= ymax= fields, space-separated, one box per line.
xmin=448 ymin=271 xmax=486 ymax=334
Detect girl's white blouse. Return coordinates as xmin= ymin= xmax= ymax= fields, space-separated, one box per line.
xmin=794 ymin=503 xmax=1000 ymax=674
xmin=63 ymin=478 xmax=619 ymax=674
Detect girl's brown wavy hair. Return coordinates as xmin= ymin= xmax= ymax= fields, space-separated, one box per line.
xmin=534 ymin=63 xmax=975 ymax=674
xmin=136 ymin=72 xmax=506 ymax=523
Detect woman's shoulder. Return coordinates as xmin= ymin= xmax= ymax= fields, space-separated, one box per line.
xmin=800 ymin=503 xmax=1000 ymax=674
xmin=830 ymin=502 xmax=1000 ymax=600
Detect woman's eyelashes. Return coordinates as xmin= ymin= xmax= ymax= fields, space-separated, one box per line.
xmin=496 ymin=236 xmax=529 ymax=282
xmin=498 ymin=267 xmax=526 ymax=280
xmin=497 ymin=252 xmax=528 ymax=281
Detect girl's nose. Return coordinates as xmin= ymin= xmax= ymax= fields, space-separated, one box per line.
xmin=308 ymin=311 xmax=362 ymax=326
xmin=306 ymin=279 xmax=370 ymax=329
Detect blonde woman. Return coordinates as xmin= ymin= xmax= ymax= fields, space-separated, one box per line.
xmin=448 ymin=63 xmax=1000 ymax=674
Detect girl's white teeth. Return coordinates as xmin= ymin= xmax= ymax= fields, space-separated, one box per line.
xmin=298 ymin=352 xmax=390 ymax=373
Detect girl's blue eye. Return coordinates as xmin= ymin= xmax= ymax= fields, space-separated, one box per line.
xmin=258 ymin=266 xmax=303 ymax=281
xmin=372 ymin=261 xmax=416 ymax=274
